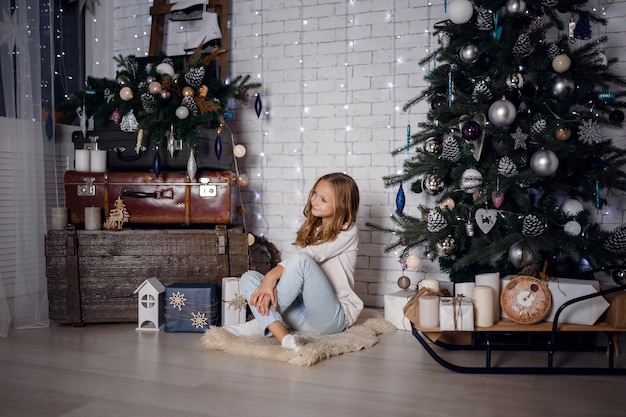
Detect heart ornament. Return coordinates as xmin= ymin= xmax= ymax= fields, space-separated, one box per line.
xmin=475 ymin=208 xmax=498 ymax=234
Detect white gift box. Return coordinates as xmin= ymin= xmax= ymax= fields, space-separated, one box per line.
xmin=501 ymin=276 xmax=610 ymax=325
xmin=384 ymin=290 xmax=414 ymax=331
xmin=221 ymin=277 xmax=248 ymax=326
xmin=439 ymin=296 xmax=474 ymax=331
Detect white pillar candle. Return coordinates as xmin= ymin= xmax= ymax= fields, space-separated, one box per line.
xmin=84 ymin=207 xmax=102 ymax=230
xmin=472 ymin=285 xmax=495 ymax=327
xmin=90 ymin=150 xmax=107 ymax=172
xmin=51 ymin=207 xmax=68 ymax=230
xmin=419 ymin=279 xmax=440 ymax=292
xmin=418 ymin=295 xmax=440 ymax=328
xmin=475 ymin=272 xmax=501 ymax=320
xmin=75 ymin=149 xmax=91 ymax=171
xmin=455 ymin=282 xmax=475 ymax=299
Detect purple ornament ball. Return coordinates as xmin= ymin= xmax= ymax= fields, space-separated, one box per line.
xmin=461 ymin=120 xmax=481 ymax=141
xmin=159 ymin=89 xmax=171 ymax=101
xmin=431 ymin=95 xmax=447 ymax=110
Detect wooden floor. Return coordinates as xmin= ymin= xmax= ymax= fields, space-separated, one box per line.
xmin=1 ymin=316 xmax=625 ymax=417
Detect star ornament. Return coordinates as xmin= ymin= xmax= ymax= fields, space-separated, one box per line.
xmin=511 ymin=126 xmax=528 ymax=150
xmin=69 ymin=0 xmax=101 ymax=15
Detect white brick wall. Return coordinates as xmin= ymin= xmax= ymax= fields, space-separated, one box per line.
xmin=99 ymin=0 xmax=626 ymax=307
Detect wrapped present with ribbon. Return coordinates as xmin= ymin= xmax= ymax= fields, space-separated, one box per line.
xmin=221 ymin=277 xmax=248 ymax=326
xmin=165 ymin=283 xmax=220 ymax=333
xmin=439 ymin=295 xmax=474 ymax=331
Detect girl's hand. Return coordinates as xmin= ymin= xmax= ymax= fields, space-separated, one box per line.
xmin=250 ymin=265 xmax=283 ymax=315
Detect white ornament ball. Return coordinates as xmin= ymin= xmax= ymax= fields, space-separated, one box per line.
xmin=505 ymin=0 xmax=527 ymax=15
xmin=460 ymin=168 xmax=483 ymax=193
xmin=119 ymin=87 xmax=134 ymax=101
xmin=552 ymin=54 xmax=571 ymax=73
xmin=448 ymin=0 xmax=474 ymax=24
xmin=156 ymin=62 xmax=175 ymax=76
xmin=175 ymin=105 xmax=190 ymax=119
xmin=560 ymin=199 xmax=584 ymax=216
xmin=530 ymin=149 xmax=559 ymax=176
xmin=233 ymin=144 xmax=247 ymax=158
xmin=488 ymin=97 xmax=517 ymax=127
xmin=406 ymin=254 xmax=421 ymax=269
xmin=564 ymin=220 xmax=582 ymax=236
xmin=148 ymin=81 xmax=162 ymax=94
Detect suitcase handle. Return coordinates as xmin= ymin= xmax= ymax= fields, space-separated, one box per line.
xmin=114 ymin=147 xmax=144 ymax=162
xmin=122 ymin=188 xmax=174 ymax=199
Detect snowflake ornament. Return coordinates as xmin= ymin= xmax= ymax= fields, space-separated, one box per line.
xmin=191 ymin=311 xmax=209 ymax=329
xmin=169 ymin=291 xmax=187 ymax=311
xmin=511 ymin=127 xmax=529 ymax=150
xmin=226 ymin=293 xmax=248 ymax=312
xmin=579 ymin=119 xmax=601 ymax=144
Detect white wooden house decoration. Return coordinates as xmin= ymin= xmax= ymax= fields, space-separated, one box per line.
xmin=133 ymin=277 xmax=166 ymax=331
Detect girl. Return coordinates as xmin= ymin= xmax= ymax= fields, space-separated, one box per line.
xmin=225 ymin=172 xmax=363 ymax=351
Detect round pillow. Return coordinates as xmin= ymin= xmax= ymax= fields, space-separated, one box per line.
xmin=500 ymin=275 xmax=551 ymax=325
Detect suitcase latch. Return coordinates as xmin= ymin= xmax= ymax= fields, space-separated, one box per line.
xmin=77 ymin=177 xmax=96 ymax=197
xmin=199 ymin=178 xmax=217 ymax=198
xmin=83 ymin=135 xmax=99 ymax=151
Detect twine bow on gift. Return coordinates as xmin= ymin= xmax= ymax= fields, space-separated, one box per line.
xmin=452 ymin=295 xmax=466 ymax=331
xmin=226 ymin=293 xmax=248 ymax=312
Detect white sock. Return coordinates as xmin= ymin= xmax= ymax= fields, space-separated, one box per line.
xmin=281 ymin=333 xmax=305 ymax=351
xmin=223 ymin=319 xmax=261 ymax=336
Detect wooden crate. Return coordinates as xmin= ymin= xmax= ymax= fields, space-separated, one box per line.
xmin=45 ymin=225 xmax=249 ymax=325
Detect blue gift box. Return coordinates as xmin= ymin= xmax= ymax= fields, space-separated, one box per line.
xmin=164 ymin=283 xmax=220 ymax=332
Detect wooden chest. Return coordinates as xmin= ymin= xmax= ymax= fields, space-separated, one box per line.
xmin=45 ymin=226 xmax=249 ymax=325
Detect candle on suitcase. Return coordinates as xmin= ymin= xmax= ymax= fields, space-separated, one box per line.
xmin=84 ymin=206 xmax=102 ymax=230
xmin=472 ymin=285 xmax=495 ymax=327
xmin=90 ymin=150 xmax=107 ymax=172
xmin=419 ymin=279 xmax=440 ymax=292
xmin=75 ymin=149 xmax=91 ymax=171
xmin=51 ymin=207 xmax=68 ymax=230
xmin=418 ymin=295 xmax=440 ymax=328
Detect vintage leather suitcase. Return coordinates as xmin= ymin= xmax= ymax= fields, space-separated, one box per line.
xmin=64 ymin=170 xmax=237 ymax=225
xmin=72 ymin=125 xmax=234 ymax=172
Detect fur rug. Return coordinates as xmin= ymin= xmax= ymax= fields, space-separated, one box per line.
xmin=200 ymin=308 xmax=396 ymax=366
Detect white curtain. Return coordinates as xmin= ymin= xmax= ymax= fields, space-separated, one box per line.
xmin=0 ymin=1 xmax=53 ymax=335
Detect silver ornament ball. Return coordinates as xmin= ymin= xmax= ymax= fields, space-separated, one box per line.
xmin=530 ymin=149 xmax=559 ymax=176
xmin=488 ymin=98 xmax=517 ymax=127
xmin=459 ymin=43 xmax=480 ymax=64
xmin=507 ymin=241 xmax=535 ymax=268
xmin=397 ymin=275 xmax=411 ymax=290
xmin=424 ymin=137 xmax=442 ymax=155
xmin=436 ymin=236 xmax=456 ymax=257
xmin=422 ymin=174 xmax=445 ymax=196
xmin=550 ymin=74 xmax=575 ymax=98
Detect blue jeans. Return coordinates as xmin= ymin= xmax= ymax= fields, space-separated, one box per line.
xmin=240 ymin=252 xmax=346 ymax=335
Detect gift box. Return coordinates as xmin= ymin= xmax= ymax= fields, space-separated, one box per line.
xmin=439 ymin=296 xmax=474 ymax=331
xmin=601 ymin=287 xmax=626 ymax=328
xmin=221 ymin=277 xmax=248 ymax=326
xmin=384 ymin=290 xmax=414 ymax=331
xmin=501 ymin=276 xmax=610 ymax=325
xmin=165 ymin=283 xmax=220 ymax=332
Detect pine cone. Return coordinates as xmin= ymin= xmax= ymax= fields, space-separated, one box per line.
xmin=531 ymin=119 xmax=547 ymax=136
xmin=475 ymin=7 xmax=494 ymax=31
xmin=185 ymin=66 xmax=206 ymax=89
xmin=472 ymin=80 xmax=493 ymax=102
xmin=605 ymin=226 xmax=626 ymax=253
xmin=141 ymin=92 xmax=156 ymax=113
xmin=513 ymin=33 xmax=533 ymax=57
xmin=522 ymin=214 xmax=544 ymax=236
xmin=427 ymin=209 xmax=448 ymax=233
xmin=182 ymin=96 xmax=199 ymax=116
xmin=498 ymin=156 xmax=518 ymax=177
xmin=124 ymin=56 xmax=138 ymax=76
xmin=547 ymin=43 xmax=559 ymax=60
xmin=442 ymin=134 xmax=461 ymax=162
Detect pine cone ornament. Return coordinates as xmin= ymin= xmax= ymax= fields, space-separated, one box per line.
xmin=162 ymin=57 xmax=174 ymax=67
xmin=185 ymin=66 xmax=206 ymax=89
xmin=472 ymin=80 xmax=493 ymax=102
xmin=531 ymin=118 xmax=547 ymax=136
xmin=513 ymin=33 xmax=533 ymax=57
xmin=605 ymin=226 xmax=626 ymax=253
xmin=124 ymin=56 xmax=138 ymax=76
xmin=498 ymin=156 xmax=518 ymax=177
xmin=547 ymin=43 xmax=559 ymax=60
xmin=182 ymin=96 xmax=199 ymax=116
xmin=522 ymin=214 xmax=544 ymax=236
xmin=442 ymin=134 xmax=461 ymax=162
xmin=427 ymin=209 xmax=448 ymax=233
xmin=542 ymin=0 xmax=558 ymax=7
xmin=475 ymin=7 xmax=494 ymax=31
xmin=141 ymin=92 xmax=156 ymax=113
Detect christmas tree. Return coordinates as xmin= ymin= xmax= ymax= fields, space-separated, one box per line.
xmin=372 ymin=0 xmax=626 ymax=283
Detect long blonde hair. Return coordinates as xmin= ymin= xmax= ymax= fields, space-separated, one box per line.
xmin=294 ymin=173 xmax=359 ymax=247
